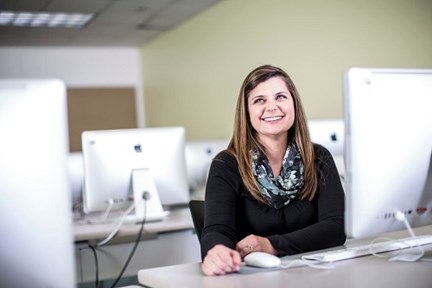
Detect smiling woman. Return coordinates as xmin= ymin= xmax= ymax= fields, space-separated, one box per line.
xmin=199 ymin=65 xmax=346 ymax=276
xmin=247 ymin=77 xmax=295 ymax=149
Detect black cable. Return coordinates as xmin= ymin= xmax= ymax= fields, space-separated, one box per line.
xmin=110 ymin=192 xmax=149 ymax=288
xmin=88 ymin=244 xmax=100 ymax=288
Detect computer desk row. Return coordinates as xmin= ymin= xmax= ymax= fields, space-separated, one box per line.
xmin=74 ymin=206 xmax=195 ymax=242
xmin=73 ymin=207 xmax=201 ymax=284
xmin=137 ymin=225 xmax=432 ymax=288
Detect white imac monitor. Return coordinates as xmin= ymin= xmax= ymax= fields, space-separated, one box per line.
xmin=344 ymin=68 xmax=432 ymax=239
xmin=307 ymin=119 xmax=345 ymax=184
xmin=0 ymin=79 xmax=75 ymax=287
xmin=81 ymin=127 xmax=190 ymax=221
xmin=185 ymin=139 xmax=229 ymax=196
xmin=307 ymin=119 xmax=344 ymax=157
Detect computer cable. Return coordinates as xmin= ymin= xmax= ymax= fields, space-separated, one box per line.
xmin=281 ymin=258 xmax=335 ymax=270
xmin=387 ymin=210 xmax=425 ymax=262
xmin=284 ymin=210 xmax=431 ymax=267
xmin=366 ymin=210 xmax=425 ymax=262
xmin=109 ymin=191 xmax=150 ymax=288
xmin=96 ymin=201 xmax=136 ymax=247
xmin=87 ymin=244 xmax=100 ymax=288
xmin=100 ymin=199 xmax=115 ymax=222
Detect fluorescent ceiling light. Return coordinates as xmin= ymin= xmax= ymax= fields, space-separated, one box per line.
xmin=0 ymin=11 xmax=93 ymax=28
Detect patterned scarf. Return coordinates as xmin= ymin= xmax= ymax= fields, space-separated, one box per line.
xmin=251 ymin=143 xmax=304 ymax=209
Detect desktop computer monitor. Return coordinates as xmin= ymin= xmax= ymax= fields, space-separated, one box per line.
xmin=343 ymin=68 xmax=432 ymax=239
xmin=307 ymin=119 xmax=344 ymax=157
xmin=0 ymin=79 xmax=76 ymax=287
xmin=307 ymin=119 xmax=345 ymax=185
xmin=81 ymin=127 xmax=190 ymax=220
xmin=185 ymin=139 xmax=229 ymax=195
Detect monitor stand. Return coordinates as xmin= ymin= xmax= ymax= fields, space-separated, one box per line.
xmin=132 ymin=168 xmax=167 ymax=222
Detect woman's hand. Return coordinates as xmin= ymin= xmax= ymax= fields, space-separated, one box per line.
xmin=201 ymin=244 xmax=242 ymax=276
xmin=236 ymin=234 xmax=277 ymax=257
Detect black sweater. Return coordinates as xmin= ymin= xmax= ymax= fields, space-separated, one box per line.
xmin=200 ymin=144 xmax=346 ymax=258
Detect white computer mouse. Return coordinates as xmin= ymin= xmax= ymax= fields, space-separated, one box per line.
xmin=244 ymin=252 xmax=281 ymax=268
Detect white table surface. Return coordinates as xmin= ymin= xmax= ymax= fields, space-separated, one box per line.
xmin=138 ymin=225 xmax=432 ymax=288
xmin=74 ymin=207 xmax=194 ymax=242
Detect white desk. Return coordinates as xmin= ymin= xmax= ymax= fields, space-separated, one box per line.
xmin=138 ymin=225 xmax=432 ymax=288
xmin=74 ymin=207 xmax=201 ymax=284
xmin=74 ymin=206 xmax=194 ymax=242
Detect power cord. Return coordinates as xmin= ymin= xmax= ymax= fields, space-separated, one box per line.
xmin=279 ymin=209 xmax=427 ymax=270
xmin=365 ymin=210 xmax=425 ymax=262
xmin=88 ymin=191 xmax=150 ymax=288
xmin=96 ymin=202 xmax=136 ymax=247
xmin=280 ymin=258 xmax=335 ymax=270
xmin=88 ymin=244 xmax=100 ymax=288
xmin=109 ymin=191 xmax=150 ymax=288
xmin=386 ymin=210 xmax=425 ymax=262
xmin=100 ymin=199 xmax=115 ymax=222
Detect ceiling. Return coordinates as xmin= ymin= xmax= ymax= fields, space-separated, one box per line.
xmin=0 ymin=0 xmax=220 ymax=47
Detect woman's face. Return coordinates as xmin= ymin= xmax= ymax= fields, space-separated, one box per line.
xmin=247 ymin=76 xmax=295 ymax=142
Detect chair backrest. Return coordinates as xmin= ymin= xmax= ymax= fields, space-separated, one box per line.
xmin=188 ymin=200 xmax=204 ymax=241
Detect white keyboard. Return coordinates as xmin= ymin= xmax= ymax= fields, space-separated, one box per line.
xmin=302 ymin=234 xmax=432 ymax=263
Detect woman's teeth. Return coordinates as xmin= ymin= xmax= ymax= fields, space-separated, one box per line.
xmin=263 ymin=116 xmax=282 ymax=122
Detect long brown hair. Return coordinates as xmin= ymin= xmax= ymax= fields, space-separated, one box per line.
xmin=226 ymin=64 xmax=317 ymax=203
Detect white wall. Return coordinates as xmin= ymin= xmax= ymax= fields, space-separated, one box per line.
xmin=0 ymin=47 xmax=145 ymax=127
xmin=141 ymin=0 xmax=432 ymax=140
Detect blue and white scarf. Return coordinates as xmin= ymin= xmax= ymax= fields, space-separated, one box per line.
xmin=251 ymin=143 xmax=304 ymax=209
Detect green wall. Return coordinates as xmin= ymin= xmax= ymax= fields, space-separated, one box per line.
xmin=141 ymin=0 xmax=432 ymax=140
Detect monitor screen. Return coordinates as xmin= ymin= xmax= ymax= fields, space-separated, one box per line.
xmin=0 ymin=79 xmax=76 ymax=287
xmin=343 ymin=68 xmax=432 ymax=239
xmin=81 ymin=127 xmax=190 ymax=217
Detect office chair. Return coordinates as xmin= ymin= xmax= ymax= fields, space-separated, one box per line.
xmin=188 ymin=200 xmax=204 ymax=241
